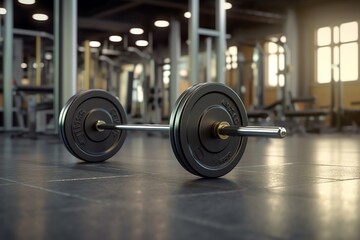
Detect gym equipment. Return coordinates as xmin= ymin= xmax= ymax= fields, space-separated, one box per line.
xmin=59 ymin=83 xmax=286 ymax=178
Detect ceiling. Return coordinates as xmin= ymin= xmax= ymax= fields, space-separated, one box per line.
xmin=6 ymin=0 xmax=334 ymax=53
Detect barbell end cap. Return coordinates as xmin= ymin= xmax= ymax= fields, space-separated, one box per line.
xmin=279 ymin=127 xmax=287 ymax=138
xmin=95 ymin=120 xmax=106 ymax=132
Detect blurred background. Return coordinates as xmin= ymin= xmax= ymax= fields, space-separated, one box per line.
xmin=0 ymin=0 xmax=359 ymax=135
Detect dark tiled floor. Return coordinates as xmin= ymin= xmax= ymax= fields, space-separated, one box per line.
xmin=1 ymin=133 xmax=360 ymax=239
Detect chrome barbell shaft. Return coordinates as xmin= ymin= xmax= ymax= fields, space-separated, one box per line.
xmin=96 ymin=121 xmax=169 ymax=132
xmin=95 ymin=120 xmax=286 ymax=138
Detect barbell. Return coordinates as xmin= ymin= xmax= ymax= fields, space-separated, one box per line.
xmin=59 ymin=83 xmax=286 ymax=178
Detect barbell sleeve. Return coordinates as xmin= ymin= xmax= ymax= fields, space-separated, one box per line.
xmin=215 ymin=121 xmax=286 ymax=139
xmin=96 ymin=120 xmax=286 ymax=139
xmin=220 ymin=125 xmax=286 ymax=139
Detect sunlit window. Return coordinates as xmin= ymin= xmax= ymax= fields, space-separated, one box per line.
xmin=266 ymin=39 xmax=285 ymax=87
xmin=340 ymin=21 xmax=358 ymax=42
xmin=317 ymin=47 xmax=331 ymax=83
xmin=316 ymin=21 xmax=358 ymax=83
xmin=317 ymin=27 xmax=331 ymax=46
xmin=340 ymin=43 xmax=358 ymax=81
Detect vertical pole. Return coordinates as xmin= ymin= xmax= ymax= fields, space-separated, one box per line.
xmin=61 ymin=0 xmax=77 ymax=106
xmin=3 ymin=0 xmax=13 ymax=131
xmin=215 ymin=0 xmax=226 ymax=84
xmin=335 ymin=27 xmax=342 ymax=131
xmin=13 ymin=38 xmax=23 ymax=85
xmin=205 ymin=37 xmax=212 ymax=82
xmin=84 ymin=40 xmax=91 ymax=90
xmin=256 ymin=43 xmax=265 ymax=107
xmin=169 ymin=18 xmax=181 ymax=110
xmin=53 ymin=0 xmax=60 ymax=134
xmin=330 ymin=74 xmax=335 ymax=126
xmin=189 ymin=0 xmax=199 ymax=85
xmin=284 ymin=9 xmax=298 ymax=96
xmin=35 ymin=36 xmax=42 ymax=86
xmin=237 ymin=52 xmax=245 ymax=100
xmin=123 ymin=35 xmax=128 ymax=49
xmin=148 ymin=32 xmax=153 ymax=54
xmin=146 ymin=62 xmax=150 ymax=119
xmin=0 ymin=16 xmax=2 ymax=42
xmin=337 ymin=65 xmax=342 ymax=131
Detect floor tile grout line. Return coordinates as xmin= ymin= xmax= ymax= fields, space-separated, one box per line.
xmin=267 ymin=177 xmax=360 ymax=190
xmin=238 ymin=162 xmax=360 ymax=168
xmin=170 ymin=212 xmax=240 ymax=231
xmin=47 ymin=175 xmax=134 ymax=182
xmin=22 ymin=182 xmax=106 ymax=204
xmin=236 ymin=169 xmax=360 ymax=179
xmin=173 ymin=189 xmax=241 ymax=198
xmin=0 ymin=177 xmax=17 ymax=183
xmin=0 ymin=176 xmax=104 ymax=204
xmin=239 ymin=162 xmax=298 ymax=168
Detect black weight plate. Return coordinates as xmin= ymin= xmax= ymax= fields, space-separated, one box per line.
xmin=59 ymin=90 xmax=127 ymax=162
xmin=171 ymin=83 xmax=248 ymax=178
xmin=59 ymin=94 xmax=80 ymax=158
xmin=171 ymin=83 xmax=210 ymax=176
xmin=170 ymin=84 xmax=204 ymax=176
xmin=169 ymin=87 xmax=191 ymax=172
xmin=170 ymin=83 xmax=210 ymax=175
xmin=172 ymin=83 xmax=220 ymax=176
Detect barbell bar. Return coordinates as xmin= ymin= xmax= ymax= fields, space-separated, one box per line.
xmin=95 ymin=121 xmax=286 ymax=139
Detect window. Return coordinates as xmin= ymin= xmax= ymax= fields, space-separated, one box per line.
xmin=265 ymin=37 xmax=286 ymax=87
xmin=316 ymin=21 xmax=358 ymax=83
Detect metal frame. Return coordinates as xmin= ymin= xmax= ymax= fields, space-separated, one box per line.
xmin=189 ymin=0 xmax=226 ymax=85
xmin=169 ymin=18 xmax=181 ymax=110
xmin=3 ymin=0 xmax=13 ymax=131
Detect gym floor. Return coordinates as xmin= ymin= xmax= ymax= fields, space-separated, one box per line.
xmin=0 ymin=132 xmax=359 ymax=239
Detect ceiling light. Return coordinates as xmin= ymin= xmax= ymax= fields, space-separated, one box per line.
xmin=163 ymin=70 xmax=170 ymax=77
xmin=21 ymin=63 xmax=27 ymax=69
xmin=45 ymin=52 xmax=52 ymax=60
xmin=228 ymin=46 xmax=237 ymax=55
xmin=225 ymin=2 xmax=232 ymax=10
xmin=33 ymin=62 xmax=44 ymax=68
xmin=135 ymin=40 xmax=148 ymax=47
xmin=89 ymin=41 xmax=101 ymax=48
xmin=130 ymin=28 xmax=144 ymax=35
xmin=163 ymin=64 xmax=170 ymax=70
xmin=109 ymin=35 xmax=122 ymax=42
xmin=163 ymin=76 xmax=170 ymax=85
xmin=18 ymin=0 xmax=35 ymax=4
xmin=270 ymin=37 xmax=278 ymax=42
xmin=184 ymin=11 xmax=191 ymax=18
xmin=179 ymin=69 xmax=188 ymax=77
xmin=154 ymin=20 xmax=169 ymax=28
xmin=32 ymin=13 xmax=48 ymax=21
xmin=0 ymin=8 xmax=6 ymax=15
